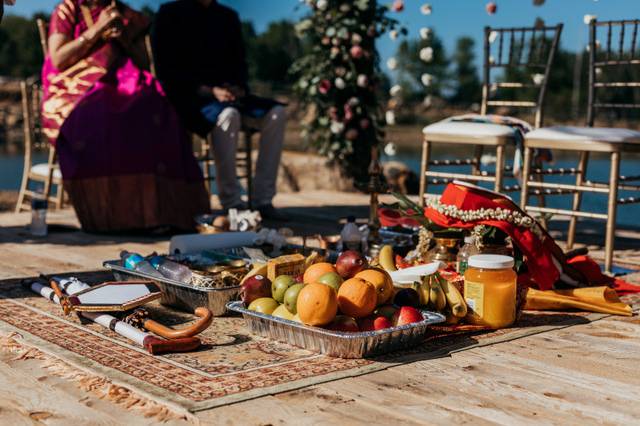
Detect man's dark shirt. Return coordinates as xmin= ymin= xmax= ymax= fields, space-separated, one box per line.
xmin=153 ymin=0 xmax=249 ymax=136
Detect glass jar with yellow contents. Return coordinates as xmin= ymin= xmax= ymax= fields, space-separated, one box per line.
xmin=463 ymin=254 xmax=517 ymax=329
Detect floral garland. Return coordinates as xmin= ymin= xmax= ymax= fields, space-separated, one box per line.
xmin=425 ymin=197 xmax=545 ymax=239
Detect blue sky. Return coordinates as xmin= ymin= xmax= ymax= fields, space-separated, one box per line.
xmin=7 ymin=0 xmax=640 ymax=72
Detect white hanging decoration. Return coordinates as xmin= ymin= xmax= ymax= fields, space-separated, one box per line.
xmin=423 ymin=95 xmax=433 ymax=108
xmin=389 ymin=84 xmax=403 ymax=97
xmin=384 ymin=142 xmax=398 ymax=157
xmin=419 ymin=27 xmax=431 ymax=40
xmin=387 ymin=57 xmax=398 ymax=70
xmin=419 ymin=47 xmax=434 ymax=63
xmin=389 ymin=30 xmax=399 ymax=40
xmin=357 ymin=74 xmax=369 ymax=87
xmin=421 ymin=73 xmax=434 ymax=87
xmin=330 ymin=121 xmax=345 ymax=134
xmin=335 ymin=77 xmax=346 ymax=90
xmin=316 ymin=0 xmax=328 ymax=11
xmin=532 ymin=73 xmax=545 ymax=86
xmin=489 ymin=31 xmax=498 ymax=43
xmin=385 ymin=110 xmax=396 ymax=125
xmin=420 ymin=3 xmax=432 ymax=15
xmin=583 ymin=14 xmax=597 ymax=24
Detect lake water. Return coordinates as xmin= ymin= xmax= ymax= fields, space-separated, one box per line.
xmin=2 ymin=151 xmax=638 ymax=226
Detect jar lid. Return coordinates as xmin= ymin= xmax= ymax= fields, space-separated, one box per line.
xmin=468 ymin=254 xmax=514 ymax=269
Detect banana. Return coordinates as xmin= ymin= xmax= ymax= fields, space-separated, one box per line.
xmin=429 ymin=274 xmax=446 ymax=311
xmin=379 ymin=245 xmax=397 ymax=272
xmin=240 ymin=262 xmax=268 ymax=286
xmin=439 ymin=274 xmax=467 ymax=318
xmin=304 ymin=251 xmax=321 ymax=269
xmin=417 ymin=276 xmax=431 ymax=306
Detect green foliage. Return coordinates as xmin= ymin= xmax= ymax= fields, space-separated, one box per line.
xmin=450 ymin=36 xmax=481 ymax=106
xmin=395 ymin=31 xmax=449 ymax=101
xmin=0 ymin=14 xmax=45 ymax=77
xmin=291 ymin=0 xmax=402 ymax=183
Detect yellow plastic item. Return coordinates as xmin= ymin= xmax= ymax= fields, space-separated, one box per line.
xmin=464 ymin=255 xmax=517 ymax=329
xmin=525 ymin=286 xmax=632 ymax=316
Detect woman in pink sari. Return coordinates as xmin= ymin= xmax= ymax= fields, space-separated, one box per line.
xmin=42 ymin=0 xmax=210 ymax=232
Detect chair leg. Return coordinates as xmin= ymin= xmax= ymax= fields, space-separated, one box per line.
xmin=604 ymin=152 xmax=620 ymax=275
xmin=566 ymin=151 xmax=589 ymax=249
xmin=245 ymin=131 xmax=253 ymax=211
xmin=43 ymin=148 xmax=56 ymax=204
xmin=419 ymin=138 xmax=430 ymax=208
xmin=15 ymin=177 xmax=28 ymax=213
xmin=519 ymin=147 xmax=532 ymax=210
xmin=494 ymin=144 xmax=505 ymax=192
xmin=55 ymin=181 xmax=64 ymax=210
xmin=472 ymin=145 xmax=483 ymax=175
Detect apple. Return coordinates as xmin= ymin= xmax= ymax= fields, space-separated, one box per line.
xmin=392 ymin=306 xmax=424 ymax=326
xmin=374 ymin=316 xmax=392 ymax=330
xmin=283 ymin=283 xmax=305 ymax=314
xmin=335 ymin=250 xmax=367 ymax=279
xmin=393 ymin=288 xmax=421 ymax=308
xmin=374 ymin=305 xmax=397 ymax=320
xmin=359 ymin=315 xmax=393 ymax=331
xmin=241 ymin=275 xmax=272 ymax=305
xmin=317 ymin=271 xmax=343 ymax=292
xmin=327 ymin=315 xmax=359 ymax=332
xmin=486 ymin=2 xmax=497 ymax=15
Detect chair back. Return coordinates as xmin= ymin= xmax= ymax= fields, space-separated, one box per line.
xmin=36 ymin=18 xmax=48 ymax=55
xmin=587 ymin=18 xmax=640 ymax=126
xmin=481 ymin=23 xmax=563 ymax=128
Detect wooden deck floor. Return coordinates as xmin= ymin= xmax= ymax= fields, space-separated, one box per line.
xmin=1 ymin=191 xmax=639 ymax=425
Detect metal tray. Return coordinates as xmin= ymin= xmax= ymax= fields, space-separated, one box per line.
xmin=103 ymin=260 xmax=239 ymax=316
xmin=226 ymin=301 xmax=445 ymax=358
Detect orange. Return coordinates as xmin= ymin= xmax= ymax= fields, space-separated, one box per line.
xmin=303 ymin=262 xmax=337 ymax=284
xmin=355 ymin=268 xmax=394 ymax=306
xmin=337 ymin=278 xmax=377 ymax=318
xmin=297 ymin=283 xmax=338 ymax=326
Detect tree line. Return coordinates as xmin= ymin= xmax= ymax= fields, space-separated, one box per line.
xmin=1 ymin=11 xmax=633 ymax=124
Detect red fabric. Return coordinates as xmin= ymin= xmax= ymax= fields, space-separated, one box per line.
xmin=568 ymin=256 xmax=640 ymax=295
xmin=425 ymin=183 xmax=564 ymax=290
xmin=379 ymin=208 xmax=421 ymax=228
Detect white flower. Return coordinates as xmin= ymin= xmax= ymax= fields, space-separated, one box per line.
xmin=389 ymin=84 xmax=402 ymax=97
xmin=489 ymin=55 xmax=495 ymax=64
xmin=532 ymin=73 xmax=545 ymax=86
xmin=339 ymin=3 xmax=351 ymax=13
xmin=421 ymin=73 xmax=434 ymax=87
xmin=419 ymin=27 xmax=431 ymax=40
xmin=335 ymin=77 xmax=346 ymax=90
xmin=352 ymin=33 xmax=363 ymax=45
xmin=384 ymin=142 xmax=397 ymax=156
xmin=330 ymin=121 xmax=344 ymax=134
xmin=419 ymin=47 xmax=434 ymax=63
xmin=295 ymin=19 xmax=313 ymax=34
xmin=387 ymin=57 xmax=398 ymax=70
xmin=420 ymin=3 xmax=432 ymax=15
xmin=317 ymin=0 xmax=328 ymax=11
xmin=488 ymin=31 xmax=498 ymax=44
xmin=357 ymin=74 xmax=368 ymax=88
xmin=595 ymin=67 xmax=603 ymax=76
xmin=385 ymin=110 xmax=396 ymax=125
xmin=423 ymin=95 xmax=433 ymax=108
xmin=347 ymin=97 xmax=360 ymax=106
xmin=389 ymin=30 xmax=399 ymax=40
xmin=583 ymin=14 xmax=596 ymax=25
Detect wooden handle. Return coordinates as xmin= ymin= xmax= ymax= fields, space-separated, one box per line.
xmin=143 ymin=307 xmax=213 ymax=340
xmin=143 ymin=336 xmax=201 ymax=355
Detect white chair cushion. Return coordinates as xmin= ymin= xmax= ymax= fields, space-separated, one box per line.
xmin=31 ymin=163 xmax=62 ymax=180
xmin=422 ymin=120 xmax=518 ymax=138
xmin=526 ymin=126 xmax=640 ymax=143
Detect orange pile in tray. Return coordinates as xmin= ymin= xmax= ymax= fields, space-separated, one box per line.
xmin=240 ymin=250 xmax=425 ymax=332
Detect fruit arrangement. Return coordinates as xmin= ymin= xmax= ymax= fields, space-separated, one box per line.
xmin=240 ymin=250 xmax=426 ymax=332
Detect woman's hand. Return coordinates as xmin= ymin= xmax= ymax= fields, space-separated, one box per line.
xmin=213 ymin=86 xmax=236 ymax=103
xmin=95 ymin=4 xmax=123 ymax=39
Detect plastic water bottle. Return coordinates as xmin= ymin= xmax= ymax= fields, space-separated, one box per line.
xmin=457 ymin=236 xmax=478 ymax=274
xmin=149 ymin=256 xmax=192 ymax=283
xmin=340 ymin=216 xmax=363 ymax=252
xmin=120 ymin=251 xmax=164 ymax=279
xmin=30 ymin=196 xmax=48 ymax=237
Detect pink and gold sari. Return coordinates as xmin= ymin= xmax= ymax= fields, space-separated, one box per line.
xmin=42 ymin=0 xmax=209 ymax=232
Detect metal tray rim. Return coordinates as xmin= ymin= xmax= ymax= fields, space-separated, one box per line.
xmin=226 ymin=301 xmax=446 ymax=339
xmin=103 ymin=260 xmax=241 ymax=293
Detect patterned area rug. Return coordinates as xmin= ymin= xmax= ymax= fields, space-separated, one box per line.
xmin=0 ymin=272 xmax=637 ymax=413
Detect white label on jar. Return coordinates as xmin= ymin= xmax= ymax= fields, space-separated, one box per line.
xmin=464 ymin=280 xmax=484 ymax=318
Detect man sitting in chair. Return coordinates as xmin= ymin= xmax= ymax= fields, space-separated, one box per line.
xmin=153 ymin=0 xmax=288 ymax=220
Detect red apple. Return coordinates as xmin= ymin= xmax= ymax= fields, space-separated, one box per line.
xmin=486 ymin=2 xmax=497 ymax=15
xmin=359 ymin=315 xmax=393 ymax=331
xmin=294 ymin=274 xmax=305 ymax=283
xmin=374 ymin=316 xmax=392 ymax=330
xmin=327 ymin=315 xmax=359 ymax=332
xmin=240 ymin=274 xmax=272 ymax=305
xmin=392 ymin=306 xmax=424 ymax=326
xmin=335 ymin=250 xmax=367 ymax=279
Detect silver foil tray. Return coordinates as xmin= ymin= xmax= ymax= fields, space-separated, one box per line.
xmin=103 ymin=260 xmax=239 ymax=316
xmin=226 ymin=301 xmax=445 ymax=358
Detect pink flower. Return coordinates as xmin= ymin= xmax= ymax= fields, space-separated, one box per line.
xmin=360 ymin=118 xmax=370 ymax=129
xmin=329 ymin=106 xmax=339 ymax=120
xmin=319 ymin=79 xmax=331 ymax=95
xmin=392 ymin=0 xmax=404 ymax=12
xmin=350 ymin=45 xmax=364 ymax=59
xmin=344 ymin=104 xmax=354 ymax=121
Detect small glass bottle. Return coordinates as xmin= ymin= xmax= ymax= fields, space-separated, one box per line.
xmin=340 ymin=216 xmax=363 ymax=252
xmin=149 ymin=255 xmax=193 ymax=283
xmin=120 ymin=251 xmax=164 ymax=279
xmin=456 ymin=236 xmax=478 ymax=274
xmin=30 ymin=196 xmax=48 ymax=237
xmin=464 ymin=254 xmax=517 ymax=329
